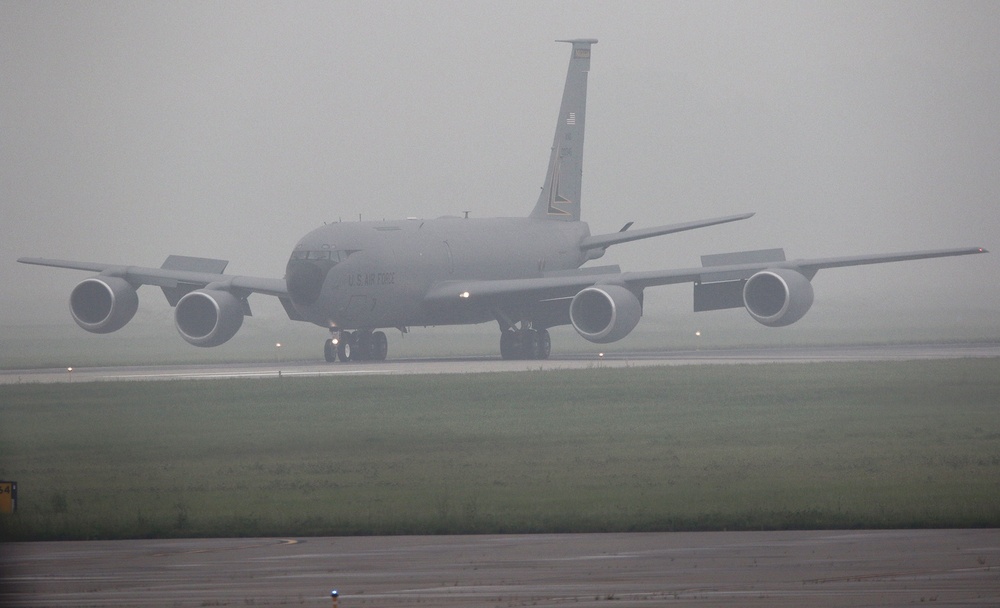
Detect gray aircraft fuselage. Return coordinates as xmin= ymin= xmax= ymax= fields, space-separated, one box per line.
xmin=286 ymin=217 xmax=592 ymax=329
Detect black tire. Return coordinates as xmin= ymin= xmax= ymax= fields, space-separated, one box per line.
xmin=535 ymin=328 xmax=551 ymax=360
xmin=356 ymin=332 xmax=374 ymax=361
xmin=520 ymin=329 xmax=538 ymax=359
xmin=338 ymin=331 xmax=354 ymax=361
xmin=372 ymin=331 xmax=388 ymax=361
xmin=500 ymin=330 xmax=517 ymax=360
xmin=324 ymin=338 xmax=337 ymax=363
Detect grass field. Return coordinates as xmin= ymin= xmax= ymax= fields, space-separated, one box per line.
xmin=1 ymin=359 xmax=999 ymax=540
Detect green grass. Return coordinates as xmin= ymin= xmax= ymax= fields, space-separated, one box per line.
xmin=1 ymin=359 xmax=999 ymax=540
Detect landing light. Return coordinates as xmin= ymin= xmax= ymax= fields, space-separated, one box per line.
xmin=459 ymin=291 xmax=470 ymax=299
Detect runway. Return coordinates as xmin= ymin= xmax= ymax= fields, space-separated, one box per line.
xmin=3 ymin=530 xmax=999 ymax=607
xmin=2 ymin=342 xmax=999 ymax=384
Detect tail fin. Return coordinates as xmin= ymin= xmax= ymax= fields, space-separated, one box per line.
xmin=530 ymin=39 xmax=597 ymax=222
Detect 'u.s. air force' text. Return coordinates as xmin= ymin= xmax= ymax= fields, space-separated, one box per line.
xmin=349 ymin=272 xmax=396 ymax=287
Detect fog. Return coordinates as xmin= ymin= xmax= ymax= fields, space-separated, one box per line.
xmin=2 ymin=2 xmax=997 ymax=338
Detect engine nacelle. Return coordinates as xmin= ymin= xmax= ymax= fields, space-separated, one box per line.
xmin=569 ymin=285 xmax=642 ymax=344
xmin=743 ymin=269 xmax=814 ymax=327
xmin=174 ymin=289 xmax=245 ymax=347
xmin=69 ymin=277 xmax=139 ymax=334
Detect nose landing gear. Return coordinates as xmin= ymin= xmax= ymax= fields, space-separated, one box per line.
xmin=324 ymin=330 xmax=388 ymax=362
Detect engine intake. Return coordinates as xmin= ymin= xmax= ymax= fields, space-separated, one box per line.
xmin=174 ymin=289 xmax=245 ymax=347
xmin=743 ymin=269 xmax=814 ymax=327
xmin=569 ymin=285 xmax=642 ymax=344
xmin=69 ymin=277 xmax=139 ymax=334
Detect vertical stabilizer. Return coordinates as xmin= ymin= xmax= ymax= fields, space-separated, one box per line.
xmin=530 ymin=39 xmax=597 ymax=221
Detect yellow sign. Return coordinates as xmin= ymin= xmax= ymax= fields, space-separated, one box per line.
xmin=0 ymin=481 xmax=17 ymax=514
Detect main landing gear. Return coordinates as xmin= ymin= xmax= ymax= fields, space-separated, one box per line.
xmin=324 ymin=330 xmax=388 ymax=362
xmin=499 ymin=327 xmax=551 ymax=360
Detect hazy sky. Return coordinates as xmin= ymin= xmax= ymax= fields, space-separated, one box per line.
xmin=2 ymin=1 xmax=997 ymax=327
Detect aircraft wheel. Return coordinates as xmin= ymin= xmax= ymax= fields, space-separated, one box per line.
xmin=356 ymin=332 xmax=374 ymax=361
xmin=520 ymin=329 xmax=538 ymax=359
xmin=324 ymin=338 xmax=337 ymax=363
xmin=499 ymin=329 xmax=517 ymax=360
xmin=338 ymin=331 xmax=355 ymax=361
xmin=534 ymin=328 xmax=551 ymax=360
xmin=372 ymin=331 xmax=388 ymax=361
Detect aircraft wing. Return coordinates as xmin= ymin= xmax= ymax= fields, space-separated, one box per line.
xmin=17 ymin=257 xmax=289 ymax=297
xmin=424 ymin=246 xmax=987 ymax=305
xmin=625 ymin=246 xmax=989 ymax=290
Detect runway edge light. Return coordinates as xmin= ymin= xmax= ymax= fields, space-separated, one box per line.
xmin=0 ymin=481 xmax=16 ymax=514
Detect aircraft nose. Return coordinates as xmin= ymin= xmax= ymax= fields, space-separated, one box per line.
xmin=285 ymin=259 xmax=330 ymax=306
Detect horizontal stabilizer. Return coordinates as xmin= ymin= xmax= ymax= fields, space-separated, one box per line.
xmin=581 ymin=213 xmax=754 ymax=251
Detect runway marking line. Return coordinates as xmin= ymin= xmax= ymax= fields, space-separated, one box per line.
xmin=150 ymin=538 xmax=298 ymax=557
xmin=804 ymin=564 xmax=994 ymax=584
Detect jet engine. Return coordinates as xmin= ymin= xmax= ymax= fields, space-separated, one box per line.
xmin=569 ymin=285 xmax=642 ymax=343
xmin=174 ymin=289 xmax=245 ymax=347
xmin=69 ymin=276 xmax=139 ymax=334
xmin=743 ymin=268 xmax=814 ymax=327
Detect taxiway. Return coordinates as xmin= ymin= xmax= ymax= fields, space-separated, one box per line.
xmin=3 ymin=530 xmax=999 ymax=607
xmin=2 ymin=342 xmax=998 ymax=384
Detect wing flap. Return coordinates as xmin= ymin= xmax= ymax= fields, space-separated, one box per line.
xmin=694 ymin=280 xmax=746 ymax=312
xmin=159 ymin=256 xmax=231 ymax=305
xmin=701 ymin=248 xmax=785 ymax=267
xmin=699 ymin=248 xmax=786 ymax=282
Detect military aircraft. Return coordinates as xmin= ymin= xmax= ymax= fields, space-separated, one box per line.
xmin=19 ymin=39 xmax=987 ymax=362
